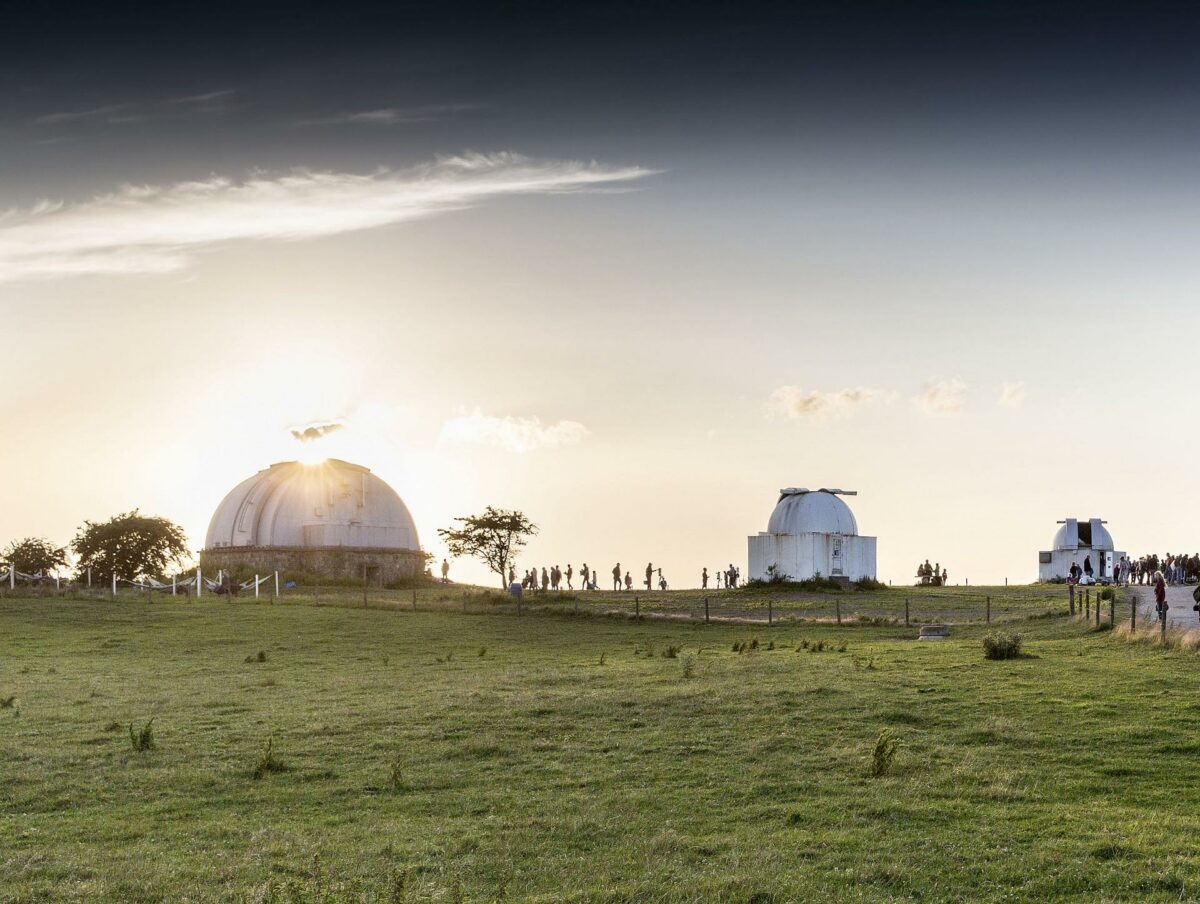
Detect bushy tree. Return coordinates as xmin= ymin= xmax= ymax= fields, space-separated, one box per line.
xmin=438 ymin=507 xmax=537 ymax=589
xmin=72 ymin=510 xmax=189 ymax=583
xmin=2 ymin=537 xmax=67 ymax=576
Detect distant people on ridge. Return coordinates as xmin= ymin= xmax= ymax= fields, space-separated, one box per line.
xmin=701 ymin=567 xmax=709 ymax=589
xmin=612 ymin=563 xmax=622 ymax=591
xmin=440 ymin=559 xmax=450 ymax=583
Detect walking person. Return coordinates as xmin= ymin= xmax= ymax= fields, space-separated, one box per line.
xmin=580 ymin=563 xmax=590 ymax=590
xmin=612 ymin=563 xmax=622 ymax=591
xmin=701 ymin=567 xmax=708 ymax=590
xmin=1155 ymin=570 xmax=1168 ymax=623
xmin=565 ymin=564 xmax=574 ymax=591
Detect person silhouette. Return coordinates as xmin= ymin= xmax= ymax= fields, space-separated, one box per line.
xmin=702 ymin=567 xmax=709 ymax=589
xmin=612 ymin=563 xmax=622 ymax=591
xmin=581 ymin=563 xmax=590 ymax=590
xmin=440 ymin=559 xmax=450 ymax=583
xmin=624 ymin=571 xmax=632 ymax=591
xmin=566 ymin=564 xmax=574 ymax=590
xmin=645 ymin=562 xmax=654 ymax=591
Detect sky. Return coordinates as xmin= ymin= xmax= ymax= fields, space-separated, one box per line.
xmin=3 ymin=1 xmax=1199 ymax=586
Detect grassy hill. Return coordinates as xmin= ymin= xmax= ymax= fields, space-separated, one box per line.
xmin=1 ymin=590 xmax=1195 ymax=902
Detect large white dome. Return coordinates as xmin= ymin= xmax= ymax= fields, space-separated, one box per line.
xmin=205 ymin=459 xmax=419 ymax=551
xmin=766 ymin=488 xmax=859 ymax=536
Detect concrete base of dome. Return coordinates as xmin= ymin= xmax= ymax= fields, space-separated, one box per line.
xmin=748 ymin=532 xmax=877 ymax=583
xmin=200 ymin=546 xmax=429 ymax=584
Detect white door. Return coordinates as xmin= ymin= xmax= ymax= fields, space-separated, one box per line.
xmin=831 ymin=537 xmax=844 ymax=577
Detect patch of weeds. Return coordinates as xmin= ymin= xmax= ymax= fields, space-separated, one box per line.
xmin=837 ymin=642 xmax=848 ymax=653
xmin=389 ymin=758 xmax=407 ymax=793
xmin=750 ymin=638 xmax=760 ymax=651
xmin=870 ymin=728 xmax=900 ymax=777
xmin=243 ymin=650 xmax=267 ymax=664
xmin=682 ymin=656 xmax=695 ymax=680
xmin=0 ymin=695 xmax=15 ymax=709
xmin=598 ymin=652 xmax=606 ymax=665
xmin=103 ymin=720 xmax=122 ymax=732
xmin=982 ymin=632 xmax=1023 ymax=660
xmin=252 ymin=736 xmax=288 ymax=779
xmin=435 ymin=651 xmax=454 ymax=664
xmin=129 ymin=718 xmax=155 ymax=752
xmin=1089 ymin=842 xmax=1130 ymax=861
xmin=477 ymin=647 xmax=487 ymax=658
xmin=767 ymin=640 xmax=775 ymax=650
xmin=662 ymin=645 xmax=680 ymax=659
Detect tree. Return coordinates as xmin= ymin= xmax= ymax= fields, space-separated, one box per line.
xmin=72 ymin=510 xmax=189 ymax=583
xmin=2 ymin=537 xmax=67 ymax=576
xmin=437 ymin=507 xmax=538 ymax=589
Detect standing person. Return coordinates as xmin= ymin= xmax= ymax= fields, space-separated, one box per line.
xmin=1083 ymin=555 xmax=1093 ymax=581
xmin=581 ymin=563 xmax=590 ymax=590
xmin=565 ymin=564 xmax=574 ymax=590
xmin=645 ymin=562 xmax=654 ymax=591
xmin=1154 ymin=570 xmax=1168 ymax=623
xmin=440 ymin=559 xmax=450 ymax=583
xmin=624 ymin=571 xmax=633 ymax=591
xmin=612 ymin=563 xmax=622 ymax=591
xmin=701 ymin=567 xmax=709 ymax=590
xmin=541 ymin=567 xmax=549 ymax=592
xmin=942 ymin=568 xmax=948 ymax=586
xmin=716 ymin=569 xmax=723 ymax=589
xmin=508 ymin=565 xmax=516 ymax=585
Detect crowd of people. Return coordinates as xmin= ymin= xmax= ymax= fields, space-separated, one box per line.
xmin=1118 ymin=553 xmax=1198 ymax=586
xmin=700 ymin=565 xmax=741 ymax=590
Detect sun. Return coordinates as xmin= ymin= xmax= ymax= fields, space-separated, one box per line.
xmin=297 ymin=444 xmax=328 ymax=466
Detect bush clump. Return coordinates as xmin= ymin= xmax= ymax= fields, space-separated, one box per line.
xmin=129 ymin=718 xmax=155 ymax=752
xmin=982 ymin=632 xmax=1023 ymax=660
xmin=870 ymin=728 xmax=900 ymax=777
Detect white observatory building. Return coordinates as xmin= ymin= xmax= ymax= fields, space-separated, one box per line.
xmin=202 ymin=459 xmax=426 ymax=583
xmin=1038 ymin=518 xmax=1123 ymax=582
xmin=748 ymin=488 xmax=877 ymax=584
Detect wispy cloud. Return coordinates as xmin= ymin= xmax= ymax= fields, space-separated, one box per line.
xmin=35 ymin=103 xmax=136 ymax=126
xmin=168 ymin=89 xmax=237 ymax=107
xmin=298 ymin=103 xmax=479 ymax=126
xmin=768 ymin=385 xmax=888 ymax=419
xmin=914 ymin=377 xmax=969 ymax=416
xmin=439 ymin=410 xmax=590 ymax=453
xmin=290 ymin=421 xmax=346 ymax=443
xmin=0 ymin=153 xmax=654 ymax=283
xmin=998 ymin=381 xmax=1026 ymax=409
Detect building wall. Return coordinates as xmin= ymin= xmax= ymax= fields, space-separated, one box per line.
xmin=748 ymin=533 xmax=877 ymax=582
xmin=200 ymin=546 xmax=428 ymax=584
xmin=1038 ymin=548 xmax=1125 ymax=582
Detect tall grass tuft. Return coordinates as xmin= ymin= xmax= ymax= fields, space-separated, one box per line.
xmin=129 ymin=718 xmax=155 ymax=752
xmin=252 ymin=736 xmax=288 ymax=779
xmin=870 ymin=728 xmax=900 ymax=777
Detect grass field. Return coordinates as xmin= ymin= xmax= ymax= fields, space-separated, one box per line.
xmin=2 ymin=589 xmax=1197 ymax=902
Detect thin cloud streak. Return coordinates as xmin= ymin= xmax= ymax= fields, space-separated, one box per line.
xmin=439 ymin=410 xmax=590 ymax=453
xmin=0 ymin=153 xmax=655 ymax=283
xmin=298 ymin=103 xmax=480 ymax=126
xmin=998 ymin=381 xmax=1027 ymax=409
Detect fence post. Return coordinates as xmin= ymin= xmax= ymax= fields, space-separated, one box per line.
xmin=1069 ymin=583 xmax=1075 ymax=615
xmin=986 ymin=595 xmax=991 ymax=624
xmin=1161 ymin=606 xmax=1167 ymax=642
xmin=905 ymin=597 xmax=910 ymax=626
xmin=412 ymin=589 xmax=417 ymax=611
xmin=835 ymin=596 xmax=841 ymax=626
xmin=197 ymin=567 xmax=202 ymax=599
xmin=362 ymin=564 xmax=368 ymax=609
xmin=1086 ymin=588 xmax=1091 ymax=620
xmin=274 ymin=571 xmax=279 ymax=602
xmin=112 ymin=574 xmax=117 ymax=598
xmin=1109 ymin=594 xmax=1115 ymax=627
xmin=1130 ymin=594 xmax=1136 ymax=631
xmin=768 ymin=598 xmax=773 ymax=626
xmin=705 ymin=597 xmax=710 ymax=624
xmin=255 ymin=575 xmax=260 ymax=600
xmin=1096 ymin=593 xmax=1101 ymax=627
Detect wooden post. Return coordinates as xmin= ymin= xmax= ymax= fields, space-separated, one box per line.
xmin=112 ymin=574 xmax=117 ymax=598
xmin=986 ymin=595 xmax=991 ymax=624
xmin=87 ymin=566 xmax=92 ymax=588
xmin=254 ymin=575 xmax=260 ymax=599
xmin=768 ymin=598 xmax=773 ymax=626
xmin=835 ymin=597 xmax=841 ymax=626
xmin=1109 ymin=594 xmax=1115 ymax=626
xmin=172 ymin=575 xmax=177 ymax=597
xmin=1096 ymin=593 xmax=1101 ymax=627
xmin=705 ymin=597 xmax=710 ymax=624
xmin=411 ymin=589 xmax=417 ymax=611
xmin=1161 ymin=606 xmax=1168 ymax=642
xmin=1130 ymin=594 xmax=1136 ymax=631
xmin=362 ymin=564 xmax=368 ymax=609
xmin=1069 ymin=583 xmax=1075 ymax=615
xmin=905 ymin=597 xmax=910 ymax=627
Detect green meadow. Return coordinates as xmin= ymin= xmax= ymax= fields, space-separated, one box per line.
xmin=2 ymin=589 xmax=1197 ymax=902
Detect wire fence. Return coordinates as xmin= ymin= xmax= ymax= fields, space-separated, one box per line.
xmin=0 ymin=579 xmax=1074 ymax=627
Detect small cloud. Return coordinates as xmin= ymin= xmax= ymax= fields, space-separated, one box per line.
xmin=998 ymin=381 xmax=1026 ymax=409
xmin=298 ymin=103 xmax=480 ymax=127
xmin=914 ymin=377 xmax=968 ymax=416
xmin=168 ymin=89 xmax=237 ymax=106
xmin=290 ymin=421 xmax=345 ymax=443
xmin=768 ymin=386 xmax=887 ymax=419
xmin=439 ymin=410 xmax=589 ymax=453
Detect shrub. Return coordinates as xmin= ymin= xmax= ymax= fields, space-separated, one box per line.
xmin=0 ymin=695 xmax=15 ymax=709
xmin=252 ymin=736 xmax=287 ymax=779
xmin=870 ymin=728 xmax=900 ymax=777
xmin=129 ymin=718 xmax=155 ymax=752
xmin=682 ymin=656 xmax=695 ymax=680
xmin=982 ymin=632 xmax=1023 ymax=660
xmin=855 ymin=578 xmax=888 ymax=591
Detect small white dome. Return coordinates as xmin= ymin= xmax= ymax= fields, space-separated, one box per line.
xmin=767 ymin=488 xmax=859 ymax=536
xmin=205 ymin=459 xmax=419 ymax=551
xmin=1052 ymin=519 xmax=1113 ymax=551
